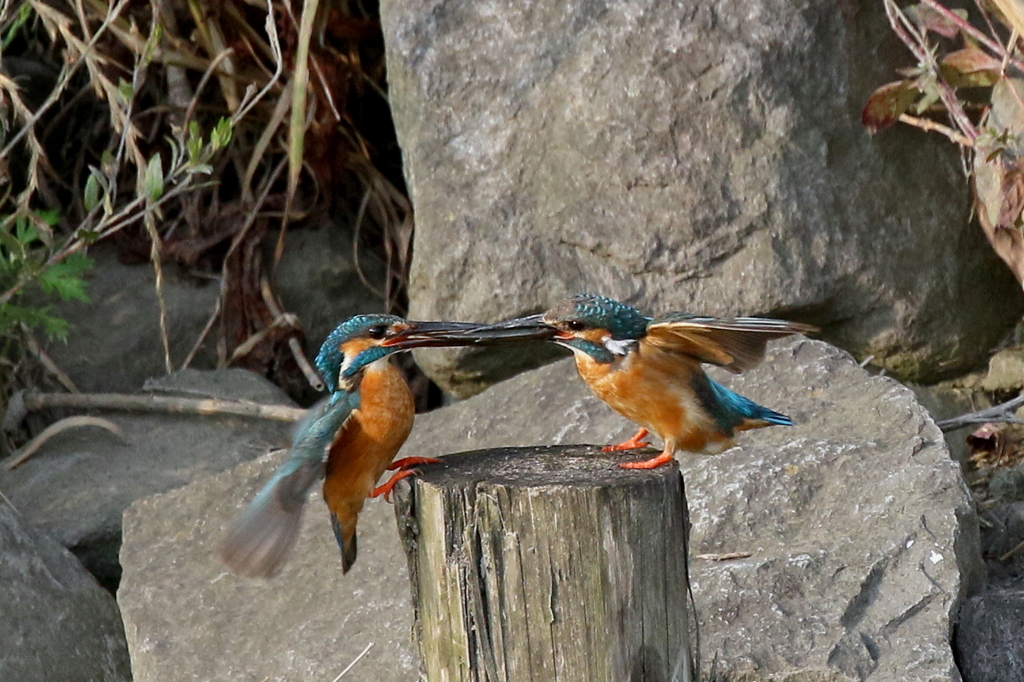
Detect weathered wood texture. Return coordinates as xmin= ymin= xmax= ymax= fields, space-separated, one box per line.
xmin=393 ymin=445 xmax=696 ymax=682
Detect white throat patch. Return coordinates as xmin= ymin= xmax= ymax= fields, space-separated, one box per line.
xmin=604 ymin=338 xmax=637 ymax=356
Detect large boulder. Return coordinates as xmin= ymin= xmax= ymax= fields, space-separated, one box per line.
xmin=118 ymin=453 xmax=420 ymax=682
xmin=0 ymin=504 xmax=131 ymax=682
xmin=44 ymin=225 xmax=386 ymax=397
xmin=117 ymin=338 xmax=979 ymax=680
xmin=380 ymin=0 xmax=1021 ymax=397
xmin=0 ymin=368 xmax=294 ymax=589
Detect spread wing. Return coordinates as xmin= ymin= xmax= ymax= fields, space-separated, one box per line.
xmin=220 ymin=391 xmax=355 ymax=578
xmin=644 ymin=313 xmax=817 ymax=373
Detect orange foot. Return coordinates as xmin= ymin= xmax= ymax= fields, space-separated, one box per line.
xmin=371 ymin=457 xmax=444 ymax=502
xmin=387 ymin=456 xmax=442 ymax=470
xmin=619 ymin=451 xmax=675 ymax=470
xmin=371 ymin=470 xmax=418 ymax=502
xmin=602 ymin=427 xmax=650 ymax=452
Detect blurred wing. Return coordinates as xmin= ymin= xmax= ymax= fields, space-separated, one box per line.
xmin=220 ymin=392 xmax=355 ymax=578
xmin=645 ymin=313 xmax=817 ymax=373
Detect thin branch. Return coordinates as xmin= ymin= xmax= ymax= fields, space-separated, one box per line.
xmin=921 ymin=0 xmax=1024 ymax=74
xmin=6 ymin=416 xmax=125 ymax=469
xmin=10 ymin=391 xmax=306 ymax=423
xmin=884 ymin=0 xmax=978 ymax=141
xmin=937 ymin=394 xmax=1024 ymax=431
xmin=899 ymin=113 xmax=975 ymax=146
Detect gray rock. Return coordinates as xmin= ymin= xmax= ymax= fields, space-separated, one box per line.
xmin=906 ymin=381 xmax=984 ymax=467
xmin=118 ymin=452 xmax=418 ymax=682
xmin=43 ymin=242 xmax=221 ymax=394
xmin=955 ymin=590 xmax=1024 ymax=682
xmin=118 ymin=338 xmax=979 ymax=680
xmin=981 ymin=348 xmax=1024 ymax=393
xmin=275 ymin=223 xmax=388 ymax=355
xmin=381 ymin=0 xmax=1021 ymax=396
xmin=0 ymin=368 xmax=294 ymax=588
xmin=403 ymin=339 xmax=980 ymax=680
xmin=0 ymin=504 xmax=131 ymax=682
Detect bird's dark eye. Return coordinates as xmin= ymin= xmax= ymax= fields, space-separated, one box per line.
xmin=566 ymin=320 xmax=587 ymax=332
xmin=367 ymin=325 xmax=388 ymax=340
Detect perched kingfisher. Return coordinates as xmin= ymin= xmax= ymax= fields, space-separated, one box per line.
xmin=475 ymin=295 xmax=816 ymax=469
xmin=220 ymin=314 xmax=482 ymax=578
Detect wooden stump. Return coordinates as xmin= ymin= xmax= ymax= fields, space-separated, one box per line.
xmin=393 ymin=445 xmax=697 ymax=682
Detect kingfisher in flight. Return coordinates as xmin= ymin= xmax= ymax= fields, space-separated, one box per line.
xmin=220 ymin=314 xmax=485 ymax=578
xmin=473 ymin=294 xmax=816 ymax=469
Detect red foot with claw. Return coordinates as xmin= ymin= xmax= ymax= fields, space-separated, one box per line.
xmin=619 ymin=452 xmax=675 ymax=470
xmin=372 ymin=457 xmax=444 ymax=502
xmin=371 ymin=470 xmax=419 ymax=502
xmin=387 ymin=456 xmax=442 ymax=470
xmin=602 ymin=427 xmax=651 ymax=452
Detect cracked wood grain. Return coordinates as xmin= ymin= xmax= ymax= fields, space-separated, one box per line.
xmin=393 ymin=445 xmax=697 ymax=682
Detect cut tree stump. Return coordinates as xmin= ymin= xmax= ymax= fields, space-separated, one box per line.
xmin=392 ymin=445 xmax=697 ymax=682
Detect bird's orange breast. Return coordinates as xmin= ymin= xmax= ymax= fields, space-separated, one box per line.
xmin=322 ymin=360 xmax=415 ymax=524
xmin=574 ymin=344 xmax=727 ymax=454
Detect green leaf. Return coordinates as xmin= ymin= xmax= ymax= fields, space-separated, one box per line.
xmin=144 ymin=153 xmax=164 ymax=202
xmin=117 ymin=78 xmax=134 ymax=105
xmin=187 ymin=121 xmax=203 ymax=164
xmin=941 ymin=48 xmax=1003 ymax=88
xmin=38 ymin=253 xmax=92 ymax=303
xmin=211 ymin=117 xmax=233 ymax=151
xmin=84 ymin=173 xmax=101 ymax=212
xmin=3 ymin=3 xmax=32 ymax=50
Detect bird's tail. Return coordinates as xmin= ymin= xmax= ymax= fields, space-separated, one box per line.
xmin=707 ymin=379 xmax=793 ymax=431
xmin=220 ymin=466 xmax=307 ymax=578
xmin=330 ymin=513 xmax=358 ymax=573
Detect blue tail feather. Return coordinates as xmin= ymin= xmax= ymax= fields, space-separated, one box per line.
xmin=705 ymin=378 xmax=792 ymax=432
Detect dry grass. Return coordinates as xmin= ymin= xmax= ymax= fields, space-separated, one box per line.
xmin=0 ymin=0 xmax=412 ymax=449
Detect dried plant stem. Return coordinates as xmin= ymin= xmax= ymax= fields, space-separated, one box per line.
xmin=884 ymin=0 xmax=978 ymax=141
xmin=259 ymin=278 xmax=323 ymax=391
xmin=898 ymin=114 xmax=975 ymax=146
xmin=13 ymin=391 xmax=305 ymax=422
xmin=920 ymin=0 xmax=1024 ymax=74
xmin=937 ymin=394 xmax=1024 ymax=431
xmin=6 ymin=416 xmax=125 ymax=469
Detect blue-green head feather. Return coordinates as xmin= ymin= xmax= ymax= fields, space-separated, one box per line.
xmin=541 ymin=294 xmax=650 ymax=363
xmin=315 ymin=314 xmax=406 ymax=392
xmin=543 ymin=294 xmax=650 ymax=339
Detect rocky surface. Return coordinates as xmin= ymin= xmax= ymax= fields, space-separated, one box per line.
xmin=275 ymin=223 xmax=387 ymax=356
xmin=380 ymin=0 xmax=1021 ymax=396
xmin=118 ymin=451 xmax=419 ymax=682
xmin=0 ymin=503 xmax=132 ymax=682
xmin=43 ymin=242 xmax=221 ymax=394
xmin=44 ymin=225 xmax=386 ymax=397
xmin=118 ymin=338 xmax=978 ymax=680
xmin=0 ymin=368 xmax=294 ymax=589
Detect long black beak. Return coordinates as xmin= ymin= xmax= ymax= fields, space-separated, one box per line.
xmin=463 ymin=314 xmax=557 ymax=343
xmin=382 ymin=316 xmax=556 ymax=349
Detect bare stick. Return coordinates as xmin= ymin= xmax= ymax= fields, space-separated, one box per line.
xmin=14 ymin=391 xmax=305 ymax=423
xmin=937 ymin=394 xmax=1024 ymax=431
xmin=899 ymin=114 xmax=975 ymax=147
xmin=7 ymin=416 xmax=125 ymax=469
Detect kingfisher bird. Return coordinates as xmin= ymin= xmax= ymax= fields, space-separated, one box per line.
xmin=475 ymin=294 xmax=816 ymax=469
xmin=220 ymin=314 xmax=483 ymax=578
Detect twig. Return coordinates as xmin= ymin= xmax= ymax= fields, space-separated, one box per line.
xmin=937 ymin=394 xmax=1024 ymax=431
xmin=884 ymin=0 xmax=978 ymax=141
xmin=331 ymin=642 xmax=374 ymax=681
xmin=921 ymin=0 xmax=1024 ymax=75
xmin=23 ymin=332 xmax=80 ymax=393
xmin=695 ymin=552 xmax=753 ymax=561
xmin=260 ymin=278 xmax=324 ymax=391
xmin=1000 ymin=539 xmax=1024 ymax=562
xmin=12 ymin=391 xmax=305 ymax=423
xmin=6 ymin=416 xmax=125 ymax=469
xmin=898 ymin=113 xmax=975 ymax=147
